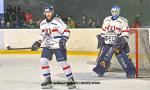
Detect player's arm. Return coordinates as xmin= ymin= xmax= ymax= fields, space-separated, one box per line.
xmin=59 ymin=28 xmax=70 ymax=49
xmin=121 ymin=18 xmax=130 ymax=41
xmin=113 ymin=19 xmax=130 ymax=48
xmin=31 ymin=23 xmax=45 ymax=51
xmin=101 ymin=17 xmax=108 ymax=36
xmin=57 ymin=19 xmax=70 ymax=49
xmin=97 ymin=18 xmax=108 ymax=49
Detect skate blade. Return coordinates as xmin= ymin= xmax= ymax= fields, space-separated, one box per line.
xmin=42 ymin=84 xmax=53 ymax=89
xmin=68 ymin=85 xmax=76 ymax=89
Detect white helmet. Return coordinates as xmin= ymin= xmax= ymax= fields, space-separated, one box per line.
xmin=111 ymin=5 xmax=120 ymax=20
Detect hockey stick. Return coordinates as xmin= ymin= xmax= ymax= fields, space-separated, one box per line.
xmin=6 ymin=46 xmax=45 ymax=50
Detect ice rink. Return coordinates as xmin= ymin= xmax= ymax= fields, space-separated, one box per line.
xmin=0 ymin=54 xmax=150 ymax=90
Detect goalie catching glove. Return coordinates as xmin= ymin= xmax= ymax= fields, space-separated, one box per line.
xmin=31 ymin=40 xmax=42 ymax=51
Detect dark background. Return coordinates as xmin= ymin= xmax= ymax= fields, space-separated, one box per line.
xmin=4 ymin=0 xmax=149 ymax=26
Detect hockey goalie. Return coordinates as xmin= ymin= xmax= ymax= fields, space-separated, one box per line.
xmin=93 ymin=5 xmax=136 ymax=78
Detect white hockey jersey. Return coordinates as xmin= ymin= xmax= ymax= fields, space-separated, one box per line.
xmin=101 ymin=16 xmax=130 ymax=44
xmin=38 ymin=17 xmax=70 ymax=49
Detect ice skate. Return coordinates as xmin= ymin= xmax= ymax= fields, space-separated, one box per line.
xmin=41 ymin=77 xmax=53 ymax=89
xmin=66 ymin=77 xmax=76 ymax=89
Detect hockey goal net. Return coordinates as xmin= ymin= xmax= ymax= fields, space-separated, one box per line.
xmin=109 ymin=28 xmax=150 ymax=77
xmin=129 ymin=28 xmax=150 ymax=77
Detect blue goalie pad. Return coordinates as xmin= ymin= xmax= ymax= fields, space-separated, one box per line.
xmin=93 ymin=60 xmax=111 ymax=77
xmin=93 ymin=45 xmax=114 ymax=76
xmin=115 ymin=49 xmax=136 ymax=78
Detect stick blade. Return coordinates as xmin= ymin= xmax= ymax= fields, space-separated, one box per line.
xmin=6 ymin=46 xmax=12 ymax=50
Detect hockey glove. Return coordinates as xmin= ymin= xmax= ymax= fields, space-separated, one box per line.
xmin=31 ymin=40 xmax=41 ymax=51
xmin=59 ymin=38 xmax=67 ymax=49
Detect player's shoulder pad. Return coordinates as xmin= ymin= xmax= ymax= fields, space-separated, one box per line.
xmin=119 ymin=16 xmax=128 ymax=23
xmin=104 ymin=16 xmax=112 ymax=22
xmin=53 ymin=17 xmax=65 ymax=25
xmin=40 ymin=19 xmax=47 ymax=26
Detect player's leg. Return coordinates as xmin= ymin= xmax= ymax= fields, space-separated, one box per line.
xmin=115 ymin=45 xmax=136 ymax=78
xmin=40 ymin=47 xmax=53 ymax=89
xmin=54 ymin=48 xmax=76 ymax=89
xmin=93 ymin=45 xmax=114 ymax=77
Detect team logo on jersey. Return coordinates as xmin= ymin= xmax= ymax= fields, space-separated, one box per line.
xmin=105 ymin=25 xmax=121 ymax=32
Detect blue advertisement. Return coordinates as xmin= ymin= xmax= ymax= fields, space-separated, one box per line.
xmin=0 ymin=0 xmax=4 ymax=18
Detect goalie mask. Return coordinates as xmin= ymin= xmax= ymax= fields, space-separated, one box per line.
xmin=111 ymin=5 xmax=120 ymax=20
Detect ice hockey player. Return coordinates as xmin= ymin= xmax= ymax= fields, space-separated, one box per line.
xmin=93 ymin=5 xmax=136 ymax=78
xmin=31 ymin=5 xmax=76 ymax=89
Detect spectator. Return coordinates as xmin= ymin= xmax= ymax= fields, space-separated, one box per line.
xmin=130 ymin=15 xmax=142 ymax=34
xmin=10 ymin=11 xmax=18 ymax=28
xmin=79 ymin=15 xmax=88 ymax=28
xmin=5 ymin=5 xmax=13 ymax=14
xmin=25 ymin=10 xmax=33 ymax=23
xmin=14 ymin=5 xmax=20 ymax=15
xmin=67 ymin=16 xmax=76 ymax=28
xmin=4 ymin=9 xmax=11 ymax=25
xmin=87 ymin=17 xmax=93 ymax=28
xmin=5 ymin=22 xmax=11 ymax=28
xmin=0 ymin=18 xmax=5 ymax=28
xmin=91 ymin=20 xmax=97 ymax=28
xmin=61 ymin=11 xmax=68 ymax=24
xmin=24 ymin=19 xmax=37 ymax=28
xmin=131 ymin=15 xmax=141 ymax=28
xmin=13 ymin=20 xmax=20 ymax=28
xmin=17 ymin=9 xmax=25 ymax=28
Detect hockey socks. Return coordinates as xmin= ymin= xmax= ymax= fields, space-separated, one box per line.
xmin=59 ymin=61 xmax=76 ymax=89
xmin=59 ymin=61 xmax=73 ymax=78
xmin=40 ymin=58 xmax=51 ymax=78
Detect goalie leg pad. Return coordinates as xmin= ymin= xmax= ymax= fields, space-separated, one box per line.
xmin=115 ymin=49 xmax=136 ymax=78
xmin=122 ymin=42 xmax=130 ymax=54
xmin=93 ymin=46 xmax=113 ymax=76
xmin=93 ymin=60 xmax=111 ymax=77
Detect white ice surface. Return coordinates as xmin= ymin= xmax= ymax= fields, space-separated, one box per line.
xmin=0 ymin=54 xmax=150 ymax=90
